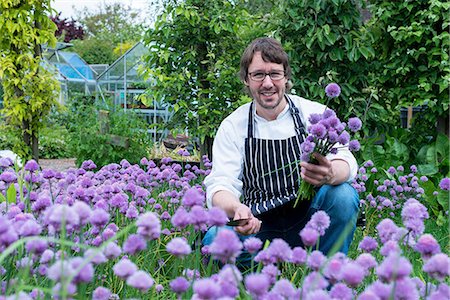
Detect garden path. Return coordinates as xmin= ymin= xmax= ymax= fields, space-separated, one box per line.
xmin=39 ymin=158 xmax=76 ymax=172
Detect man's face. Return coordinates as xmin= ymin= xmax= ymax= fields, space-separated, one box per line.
xmin=245 ymin=51 xmax=288 ymax=119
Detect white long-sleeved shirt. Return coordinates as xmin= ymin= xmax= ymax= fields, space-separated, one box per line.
xmin=204 ymin=94 xmax=358 ymax=208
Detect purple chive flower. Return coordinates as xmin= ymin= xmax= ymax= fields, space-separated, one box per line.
xmin=123 ymin=234 xmax=147 ymax=255
xmin=245 ymin=273 xmax=270 ymax=298
xmin=309 ymin=123 xmax=327 ymax=139
xmin=243 ymin=237 xmax=263 ymax=254
xmin=325 ymin=83 xmax=341 ymax=98
xmin=302 ymin=271 xmax=329 ymax=292
xmin=323 ymin=255 xmax=346 ymax=283
xmin=0 ymin=157 xmax=13 ymax=168
xmin=355 ymin=253 xmax=378 ymax=274
xmin=329 ymin=283 xmax=353 ymax=300
xmin=104 ymin=242 xmax=122 ymax=259
xmin=24 ymin=160 xmax=39 ymax=172
xmin=380 ymin=240 xmax=401 ymax=257
xmin=266 ymin=239 xmax=292 ymax=263
xmin=19 ymin=219 xmax=42 ymax=237
xmin=89 ymin=209 xmax=110 ymax=228
xmin=337 ymin=130 xmax=350 ymax=145
xmin=166 ymin=237 xmax=192 ymax=257
xmin=307 ymin=250 xmax=327 ymax=271
xmin=70 ymin=257 xmax=94 ymax=283
xmin=290 ymin=247 xmax=307 ymax=265
xmin=376 ymin=253 xmax=412 ymax=282
xmin=207 ymin=207 xmax=228 ymax=227
xmin=300 ymin=227 xmax=319 ymax=247
xmin=306 ymin=210 xmax=330 ymax=236
xmin=301 ymin=140 xmax=316 ymax=153
xmin=0 ymin=171 xmax=17 ymax=183
xmin=423 ymin=253 xmax=450 ymax=281
xmin=392 ymin=277 xmax=420 ymax=300
xmin=348 ymin=140 xmax=361 ymax=151
xmin=126 ymin=270 xmax=154 ymax=292
xmin=271 ymin=279 xmax=297 ymax=299
xmin=415 ymin=234 xmax=441 ymax=259
xmin=25 ymin=239 xmax=48 ymax=255
xmin=170 ymin=277 xmax=190 ymax=294
xmin=40 ymin=249 xmax=54 ymax=264
xmin=309 ymin=113 xmax=322 ymax=124
xmin=47 ymin=260 xmax=75 ymax=281
xmin=46 ymin=204 xmax=80 ymax=231
xmin=171 ymin=206 xmax=192 ymax=228
xmin=92 ymin=286 xmax=111 ymax=300
xmin=347 ymin=117 xmax=362 ymax=132
xmin=376 ymin=219 xmax=399 ymax=244
xmin=182 ymin=187 xmax=204 ymax=207
xmin=136 ymin=211 xmax=161 ymax=240
xmin=358 ymin=236 xmax=379 ymax=253
xmin=193 ymin=278 xmax=221 ymax=299
xmin=113 ymin=258 xmax=138 ymax=280
xmin=208 ymin=229 xmax=242 ymax=264
xmin=341 ymin=262 xmax=365 ymax=287
xmin=439 ymin=178 xmax=450 ymax=190
xmin=261 ymin=264 xmax=280 ymax=285
xmin=84 ymin=249 xmax=107 ymax=265
xmin=429 ymin=283 xmax=450 ymax=300
xmin=401 ymin=199 xmax=429 ymax=235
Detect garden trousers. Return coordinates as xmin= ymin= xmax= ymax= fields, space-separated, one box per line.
xmin=203 ymin=182 xmax=359 ymax=265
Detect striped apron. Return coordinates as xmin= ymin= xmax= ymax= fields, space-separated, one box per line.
xmin=242 ymin=94 xmax=309 ymax=216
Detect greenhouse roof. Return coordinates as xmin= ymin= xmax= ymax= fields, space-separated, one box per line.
xmin=44 ymin=43 xmax=96 ymax=83
xmin=97 ymin=42 xmax=148 ymax=83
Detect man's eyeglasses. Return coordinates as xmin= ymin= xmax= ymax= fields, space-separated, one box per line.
xmin=248 ymin=71 xmax=285 ymax=82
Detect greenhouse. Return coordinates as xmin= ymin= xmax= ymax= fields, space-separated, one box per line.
xmin=97 ymin=42 xmax=171 ymax=142
xmin=43 ymin=42 xmax=97 ymax=104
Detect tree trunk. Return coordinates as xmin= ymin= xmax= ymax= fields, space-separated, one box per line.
xmin=199 ymin=135 xmax=214 ymax=162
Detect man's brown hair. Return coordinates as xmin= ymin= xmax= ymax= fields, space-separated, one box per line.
xmin=239 ymin=37 xmax=292 ymax=86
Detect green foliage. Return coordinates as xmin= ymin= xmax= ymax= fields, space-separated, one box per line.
xmin=274 ymin=0 xmax=376 ymax=124
xmin=71 ymin=2 xmax=145 ymax=64
xmin=64 ymin=94 xmax=151 ymax=167
xmin=71 ymin=37 xmax=116 ymax=65
xmin=365 ymin=0 xmax=449 ymax=128
xmin=38 ymin=125 xmax=71 ymax=159
xmin=0 ymin=120 xmax=23 ymax=152
xmin=0 ymin=0 xmax=60 ymax=160
xmin=141 ymin=0 xmax=266 ymax=157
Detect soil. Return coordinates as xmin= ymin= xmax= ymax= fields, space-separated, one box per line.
xmin=38 ymin=158 xmax=77 ymax=172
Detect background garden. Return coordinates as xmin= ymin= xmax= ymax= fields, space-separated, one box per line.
xmin=0 ymin=0 xmax=448 ymax=299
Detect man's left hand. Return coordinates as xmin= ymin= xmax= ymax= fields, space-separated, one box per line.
xmin=299 ymin=153 xmax=334 ymax=186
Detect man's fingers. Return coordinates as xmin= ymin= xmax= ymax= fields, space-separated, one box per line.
xmin=312 ymin=153 xmax=331 ymax=167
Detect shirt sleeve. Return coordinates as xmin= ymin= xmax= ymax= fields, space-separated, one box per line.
xmin=203 ymin=120 xmax=245 ymax=208
xmin=326 ymin=147 xmax=358 ymax=182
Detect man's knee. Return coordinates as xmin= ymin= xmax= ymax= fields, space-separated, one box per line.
xmin=314 ymin=183 xmax=359 ymax=219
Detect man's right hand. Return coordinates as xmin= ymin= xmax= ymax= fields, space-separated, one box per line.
xmin=212 ymin=190 xmax=262 ymax=235
xmin=233 ymin=203 xmax=262 ymax=235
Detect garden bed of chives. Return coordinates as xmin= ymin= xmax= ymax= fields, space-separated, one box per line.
xmin=0 ymin=156 xmax=448 ymax=299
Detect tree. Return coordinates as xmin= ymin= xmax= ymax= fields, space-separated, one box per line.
xmin=50 ymin=12 xmax=85 ymax=42
xmin=273 ymin=0 xmax=377 ymax=130
xmin=141 ymin=0 xmax=266 ymax=158
xmin=365 ymin=0 xmax=449 ymax=134
xmin=0 ymin=0 xmax=60 ymax=160
xmin=70 ymin=2 xmax=145 ymax=64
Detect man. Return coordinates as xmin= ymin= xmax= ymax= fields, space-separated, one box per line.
xmin=203 ymin=37 xmax=359 ymax=255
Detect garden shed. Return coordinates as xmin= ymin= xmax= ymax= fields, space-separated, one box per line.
xmin=97 ymin=42 xmax=171 ymax=142
xmin=43 ymin=42 xmax=97 ymax=104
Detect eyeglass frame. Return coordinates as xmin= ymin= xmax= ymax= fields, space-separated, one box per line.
xmin=247 ymin=70 xmax=286 ymax=82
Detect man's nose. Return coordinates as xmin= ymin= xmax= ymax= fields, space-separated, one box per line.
xmin=261 ymin=74 xmax=274 ymax=87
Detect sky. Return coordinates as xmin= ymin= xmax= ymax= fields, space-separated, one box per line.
xmin=51 ymin=0 xmax=152 ymax=20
